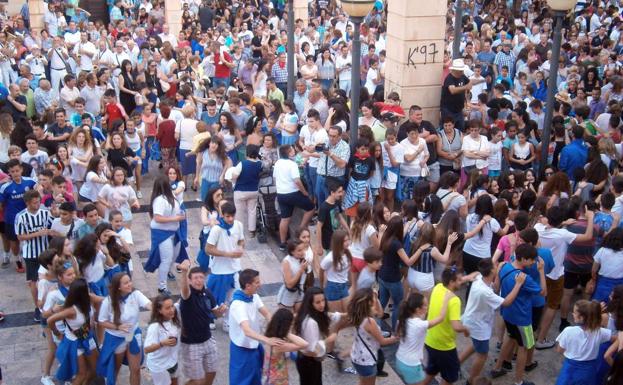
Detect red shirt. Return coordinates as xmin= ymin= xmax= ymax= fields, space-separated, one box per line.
xmin=106 ymin=102 xmax=125 ymax=127
xmin=214 ymin=52 xmax=232 ymax=79
xmin=157 ymin=119 xmax=177 ymax=147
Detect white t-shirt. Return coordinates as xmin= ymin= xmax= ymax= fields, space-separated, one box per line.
xmin=79 ymin=171 xmax=106 ymax=202
xmin=462 ymin=275 xmax=505 ymax=340
xmin=381 ymin=141 xmax=405 ymax=168
xmin=399 ymin=137 xmax=428 ymax=177
xmin=98 ymin=290 xmax=151 ymax=338
xmin=395 ymin=317 xmax=429 ymax=366
xmin=488 ymin=141 xmax=503 ymax=171
xmin=365 ymin=68 xmax=379 ymax=95
xmin=37 ymin=278 xmax=58 ymax=311
xmin=320 ymin=252 xmax=350 ymax=283
xmin=144 ymin=321 xmax=180 ymax=372
xmin=463 ymin=214 xmax=500 ymax=258
xmin=462 ymin=134 xmax=490 ymax=169
xmin=594 ymin=247 xmax=623 ymax=279
xmin=350 ymin=224 xmax=377 ymax=259
xmin=83 ymin=250 xmax=107 ymax=283
xmin=357 ymin=267 xmax=377 ymax=289
xmin=534 ymin=224 xmax=578 ymax=280
xmin=273 ymin=158 xmax=301 ymax=194
xmin=300 ymin=126 xmax=328 ymax=168
xmin=50 ymin=217 xmax=84 ymax=242
xmin=176 ymin=118 xmax=199 ymax=150
xmin=556 ymin=326 xmax=611 ymax=361
xmin=206 ymin=220 xmax=244 ymax=275
xmin=150 ymin=196 xmax=181 ymax=231
xmin=98 ymin=184 xmax=137 ymax=221
xmin=43 ymin=289 xmax=68 ymax=335
xmin=300 ymin=312 xmax=342 ymax=355
xmin=228 ymin=294 xmax=264 ymax=348
xmin=469 ymin=75 xmax=487 ymax=103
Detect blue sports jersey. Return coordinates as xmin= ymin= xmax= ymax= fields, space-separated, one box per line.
xmin=499 ymin=261 xmax=542 ymax=326
xmin=524 ymin=248 xmax=555 ymax=307
xmin=0 ymin=177 xmax=37 ymax=224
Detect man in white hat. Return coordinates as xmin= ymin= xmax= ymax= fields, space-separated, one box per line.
xmin=440 ymin=58 xmax=472 ymax=131
xmin=24 ymin=45 xmax=48 ymax=79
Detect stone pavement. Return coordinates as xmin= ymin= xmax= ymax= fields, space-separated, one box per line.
xmin=0 ymin=169 xmax=564 ymax=385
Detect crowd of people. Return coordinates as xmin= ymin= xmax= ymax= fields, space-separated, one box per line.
xmin=1 ymin=0 xmax=623 ymax=385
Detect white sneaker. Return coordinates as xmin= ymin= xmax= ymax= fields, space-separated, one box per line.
xmin=137 ymin=191 xmax=143 ymax=199
xmin=535 ymin=339 xmax=556 ymax=350
xmin=222 ymin=320 xmax=229 ymax=332
xmin=41 ymin=375 xmax=55 ymax=385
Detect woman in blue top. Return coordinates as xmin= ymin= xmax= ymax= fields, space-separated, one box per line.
xmin=231 ymin=145 xmax=263 ymax=238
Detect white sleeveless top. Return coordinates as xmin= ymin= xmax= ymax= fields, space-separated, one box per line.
xmin=125 ymin=132 xmax=141 ymax=153
xmin=512 ymin=141 xmax=531 ymax=160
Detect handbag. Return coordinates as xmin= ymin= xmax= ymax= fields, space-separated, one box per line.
xmin=55 ymin=49 xmax=73 ymax=75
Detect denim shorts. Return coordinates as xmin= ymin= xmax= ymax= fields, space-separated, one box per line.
xmin=396 ymin=359 xmax=424 ymax=384
xmin=324 ymin=281 xmax=349 ymax=301
xmin=471 ymin=337 xmax=490 ymax=354
xmin=352 ymin=362 xmax=377 ymax=378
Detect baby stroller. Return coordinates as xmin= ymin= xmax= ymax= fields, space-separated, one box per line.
xmin=256 ymin=171 xmax=280 ymax=243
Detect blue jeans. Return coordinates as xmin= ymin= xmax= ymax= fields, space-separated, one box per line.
xmin=213 ymin=76 xmax=230 ymax=89
xmin=378 ymin=278 xmax=404 ymax=331
xmin=304 ymin=164 xmax=317 ymax=204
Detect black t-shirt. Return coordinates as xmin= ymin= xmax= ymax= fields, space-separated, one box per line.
xmin=198 ymin=7 xmax=214 ymax=30
xmin=348 ymin=154 xmax=375 ymax=181
xmin=180 ymin=287 xmax=217 ymax=344
xmin=47 ymin=122 xmax=73 ymax=142
xmin=440 ymin=73 xmax=469 ymax=114
xmin=379 ymin=239 xmax=403 ymax=283
xmin=397 ymin=120 xmax=438 ymax=164
xmin=251 ymin=36 xmax=263 ymax=58
xmin=37 ymin=137 xmax=59 ymax=156
xmin=8 ymin=95 xmax=27 ymax=121
xmin=107 ymin=147 xmax=135 ymax=176
xmin=318 ymin=200 xmax=340 ymax=250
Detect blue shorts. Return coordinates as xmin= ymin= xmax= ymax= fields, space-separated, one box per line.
xmin=396 ymin=359 xmax=424 ymax=384
xmin=488 ymin=170 xmax=501 ymax=177
xmin=324 ymin=281 xmax=349 ymax=301
xmin=207 ymin=273 xmax=236 ymax=304
xmin=471 ymin=338 xmax=490 ymax=354
xmin=352 ymin=362 xmax=376 ymax=378
xmin=277 ymin=191 xmax=314 ymax=218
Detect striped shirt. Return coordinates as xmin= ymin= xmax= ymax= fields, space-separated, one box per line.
xmin=413 ymin=246 xmax=435 ymax=274
xmin=15 ymin=208 xmax=52 ymax=259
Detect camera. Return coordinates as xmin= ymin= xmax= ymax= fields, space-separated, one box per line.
xmin=315 ymin=143 xmax=327 ymax=152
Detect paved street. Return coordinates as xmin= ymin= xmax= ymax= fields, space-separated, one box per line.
xmin=0 ymin=171 xmax=564 ymax=385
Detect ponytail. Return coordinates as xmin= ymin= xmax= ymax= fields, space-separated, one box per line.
xmin=575 ymin=299 xmax=603 ymax=331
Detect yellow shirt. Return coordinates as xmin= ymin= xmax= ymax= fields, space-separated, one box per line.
xmin=424 ymin=283 xmax=462 ymax=351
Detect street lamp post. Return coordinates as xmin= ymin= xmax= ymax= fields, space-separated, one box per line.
xmin=286 ymin=0 xmax=295 ymax=100
xmin=340 ymin=0 xmax=376 ymax=144
xmin=540 ymin=0 xmax=576 ymax=175
xmin=453 ymin=0 xmax=463 ymax=59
